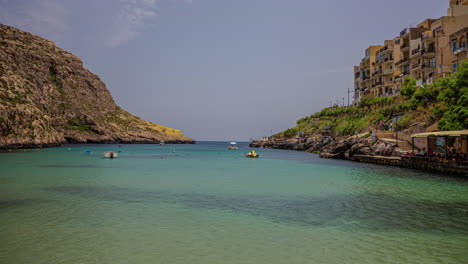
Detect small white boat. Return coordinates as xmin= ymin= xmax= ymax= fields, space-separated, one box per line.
xmin=228 ymin=142 xmax=238 ymax=150
xmin=103 ymin=152 xmax=118 ymax=158
xmin=160 ymin=141 xmax=166 ymax=146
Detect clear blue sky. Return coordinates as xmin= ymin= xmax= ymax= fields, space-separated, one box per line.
xmin=0 ymin=0 xmax=448 ymax=141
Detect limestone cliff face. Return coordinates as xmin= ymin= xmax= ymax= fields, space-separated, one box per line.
xmin=0 ymin=24 xmax=193 ymax=148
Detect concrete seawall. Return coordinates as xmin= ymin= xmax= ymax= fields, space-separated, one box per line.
xmin=352 ymin=155 xmax=468 ymax=176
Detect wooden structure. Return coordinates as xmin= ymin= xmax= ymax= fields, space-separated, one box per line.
xmin=411 ymin=130 xmax=468 ymax=161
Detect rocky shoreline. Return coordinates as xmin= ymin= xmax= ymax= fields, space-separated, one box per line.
xmin=250 ymin=134 xmax=400 ymax=160
xmin=250 ymin=135 xmax=468 ymax=176
xmin=0 ymin=139 xmax=195 ymax=150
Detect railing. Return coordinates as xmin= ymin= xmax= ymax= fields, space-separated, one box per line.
xmin=383 ymin=69 xmax=393 ymax=75
xmin=411 ymin=64 xmax=420 ymax=70
xmin=411 ymin=48 xmax=421 ymax=56
xmin=373 ymin=81 xmax=383 ymax=87
xmin=422 ymin=31 xmax=433 ymax=40
xmin=400 ymin=43 xmax=409 ymax=50
xmin=395 ymin=58 xmax=409 ymax=66
xmin=422 ymin=47 xmax=435 ymax=54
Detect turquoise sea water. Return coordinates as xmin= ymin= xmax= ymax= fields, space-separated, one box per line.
xmin=1 ymin=142 xmax=467 ymax=264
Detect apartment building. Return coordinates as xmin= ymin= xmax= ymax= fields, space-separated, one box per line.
xmin=353 ymin=0 xmax=468 ymax=104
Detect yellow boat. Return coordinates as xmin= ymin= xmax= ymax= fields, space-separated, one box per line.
xmin=245 ymin=150 xmax=259 ymax=158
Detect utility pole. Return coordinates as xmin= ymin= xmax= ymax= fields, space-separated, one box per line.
xmin=347 ymin=88 xmax=358 ymax=106
xmin=347 ymin=88 xmax=350 ymax=106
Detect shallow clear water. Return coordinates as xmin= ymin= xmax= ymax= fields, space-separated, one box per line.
xmin=1 ymin=142 xmax=468 ymax=264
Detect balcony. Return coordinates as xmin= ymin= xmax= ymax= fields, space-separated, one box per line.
xmin=384 ymin=57 xmax=394 ymax=63
xmin=395 ymin=58 xmax=409 ymax=67
xmin=454 ymin=47 xmax=467 ymax=55
xmin=423 ymin=64 xmax=436 ymax=70
xmin=411 ymin=48 xmax=421 ymax=57
xmin=422 ymin=47 xmax=435 ymax=55
xmin=400 ymin=43 xmax=409 ymax=51
xmin=382 ymin=69 xmax=393 ymax=75
xmin=412 ymin=64 xmax=421 ymax=70
xmin=372 ymin=81 xmax=383 ymax=88
xmin=422 ymin=31 xmax=434 ymax=41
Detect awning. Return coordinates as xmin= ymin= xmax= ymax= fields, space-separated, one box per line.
xmin=411 ymin=130 xmax=468 ymax=138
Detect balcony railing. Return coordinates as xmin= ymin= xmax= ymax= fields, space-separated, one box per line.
xmin=372 ymin=81 xmax=383 ymax=88
xmin=395 ymin=58 xmax=409 ymax=66
xmin=422 ymin=47 xmax=435 ymax=54
xmin=411 ymin=48 xmax=421 ymax=56
xmin=423 ymin=64 xmax=436 ymax=69
xmin=382 ymin=69 xmax=393 ymax=75
xmin=412 ymin=64 xmax=421 ymax=70
xmin=400 ymin=43 xmax=409 ymax=50
xmin=422 ymin=31 xmax=433 ymax=40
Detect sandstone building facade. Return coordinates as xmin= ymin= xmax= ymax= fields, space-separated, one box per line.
xmin=353 ymin=0 xmax=468 ymax=103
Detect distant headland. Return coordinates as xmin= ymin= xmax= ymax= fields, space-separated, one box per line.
xmin=0 ymin=24 xmax=194 ymax=148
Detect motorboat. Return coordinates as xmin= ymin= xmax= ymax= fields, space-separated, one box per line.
xmin=228 ymin=142 xmax=238 ymax=150
xmin=103 ymin=152 xmax=118 ymax=158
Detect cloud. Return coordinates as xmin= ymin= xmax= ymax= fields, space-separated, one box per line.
xmin=107 ymin=0 xmax=158 ymax=47
xmin=0 ymin=0 xmax=70 ymax=40
xmin=0 ymin=0 xmax=194 ymax=47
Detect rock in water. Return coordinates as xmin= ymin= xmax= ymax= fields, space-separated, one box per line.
xmin=0 ymin=24 xmax=193 ymax=148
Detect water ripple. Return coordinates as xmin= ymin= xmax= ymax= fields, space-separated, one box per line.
xmin=45 ymin=186 xmax=468 ymax=234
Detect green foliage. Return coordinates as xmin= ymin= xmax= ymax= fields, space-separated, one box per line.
xmin=281 ymin=127 xmax=300 ymax=137
xmin=274 ymin=60 xmax=468 ymax=138
xmin=65 ymin=119 xmax=94 ymax=133
xmin=438 ymin=105 xmax=468 ymax=130
xmin=409 ymin=85 xmax=438 ymax=110
xmin=400 ymin=78 xmax=417 ymax=99
xmin=434 ymin=61 xmax=468 ymax=130
xmin=394 ymin=115 xmax=413 ymax=130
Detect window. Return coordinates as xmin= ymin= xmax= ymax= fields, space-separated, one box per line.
xmin=453 ymin=63 xmax=458 ymax=72
xmin=404 ymin=64 xmax=410 ymax=74
xmin=429 ymin=57 xmax=436 ymax=68
xmin=452 ymin=40 xmax=457 ymax=52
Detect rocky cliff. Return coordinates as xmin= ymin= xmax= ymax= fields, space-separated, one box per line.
xmin=0 ymin=24 xmax=193 ymax=148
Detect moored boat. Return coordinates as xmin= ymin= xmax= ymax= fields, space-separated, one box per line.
xmin=228 ymin=142 xmax=238 ymax=150
xmin=103 ymin=152 xmax=118 ymax=158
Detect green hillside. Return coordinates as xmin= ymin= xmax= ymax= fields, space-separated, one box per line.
xmin=274 ymin=61 xmax=468 ymax=139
